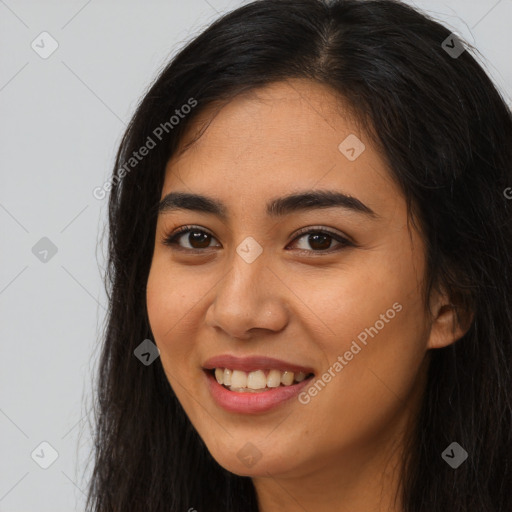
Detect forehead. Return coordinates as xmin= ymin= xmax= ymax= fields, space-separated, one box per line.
xmin=161 ymin=79 xmax=399 ymax=219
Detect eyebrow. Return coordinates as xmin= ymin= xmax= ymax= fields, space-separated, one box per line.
xmin=158 ymin=190 xmax=378 ymax=219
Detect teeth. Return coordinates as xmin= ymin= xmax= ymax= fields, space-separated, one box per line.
xmin=231 ymin=370 xmax=247 ymax=388
xmin=247 ymin=370 xmax=267 ymax=389
xmin=213 ymin=367 xmax=311 ymax=390
xmin=280 ymin=371 xmax=294 ymax=386
xmin=267 ymin=369 xmax=281 ymax=388
xmin=295 ymin=371 xmax=306 ymax=382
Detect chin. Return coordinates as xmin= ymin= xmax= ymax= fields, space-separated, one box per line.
xmin=204 ymin=437 xmax=303 ymax=478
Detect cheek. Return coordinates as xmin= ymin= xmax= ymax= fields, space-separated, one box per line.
xmin=146 ymin=258 xmax=203 ymax=373
xmin=147 ymin=252 xmax=201 ymax=325
xmin=295 ymin=307 xmax=428 ymax=458
xmin=288 ymin=246 xmax=428 ymax=411
xmin=283 ymin=250 xmax=424 ymax=348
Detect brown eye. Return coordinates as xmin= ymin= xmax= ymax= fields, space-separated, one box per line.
xmin=290 ymin=229 xmax=352 ymax=253
xmin=186 ymin=230 xmax=213 ymax=249
xmin=162 ymin=227 xmax=220 ymax=250
xmin=162 ymin=225 xmax=352 ymax=254
xmin=303 ymin=233 xmax=332 ymax=250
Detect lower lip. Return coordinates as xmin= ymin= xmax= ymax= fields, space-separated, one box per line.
xmin=204 ymin=370 xmax=313 ymax=414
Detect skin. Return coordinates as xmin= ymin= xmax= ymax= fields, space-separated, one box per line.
xmin=146 ymin=79 xmax=468 ymax=512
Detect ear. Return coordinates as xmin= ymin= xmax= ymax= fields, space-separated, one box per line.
xmin=426 ymin=287 xmax=474 ymax=350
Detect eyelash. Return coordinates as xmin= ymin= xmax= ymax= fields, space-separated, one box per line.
xmin=161 ymin=224 xmax=353 ymax=254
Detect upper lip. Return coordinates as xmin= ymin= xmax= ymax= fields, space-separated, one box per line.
xmin=202 ymin=354 xmax=315 ymax=374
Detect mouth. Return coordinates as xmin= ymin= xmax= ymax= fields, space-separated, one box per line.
xmin=202 ymin=355 xmax=316 ymax=414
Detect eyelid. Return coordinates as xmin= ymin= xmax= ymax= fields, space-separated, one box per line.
xmin=292 ymin=225 xmax=352 ymax=243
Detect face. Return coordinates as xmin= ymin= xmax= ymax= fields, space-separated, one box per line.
xmin=146 ymin=79 xmax=453 ymax=481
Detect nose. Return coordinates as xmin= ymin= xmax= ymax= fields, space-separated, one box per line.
xmin=204 ymin=252 xmax=289 ymax=340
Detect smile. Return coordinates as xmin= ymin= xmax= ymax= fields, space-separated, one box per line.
xmin=202 ymin=354 xmax=316 ymax=413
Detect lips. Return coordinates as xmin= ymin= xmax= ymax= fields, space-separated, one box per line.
xmin=202 ymin=354 xmax=315 ymax=374
xmin=202 ymin=354 xmax=316 ymax=413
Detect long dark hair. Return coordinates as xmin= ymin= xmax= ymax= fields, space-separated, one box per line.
xmin=84 ymin=1 xmax=512 ymax=510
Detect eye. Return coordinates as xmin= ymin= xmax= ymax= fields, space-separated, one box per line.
xmin=161 ymin=225 xmax=353 ymax=253
xmin=288 ymin=227 xmax=353 ymax=253
xmin=161 ymin=225 xmax=220 ymax=251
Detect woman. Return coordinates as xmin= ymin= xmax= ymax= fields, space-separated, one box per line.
xmin=85 ymin=0 xmax=512 ymax=510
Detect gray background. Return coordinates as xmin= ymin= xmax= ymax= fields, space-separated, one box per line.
xmin=0 ymin=1 xmax=510 ymax=511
